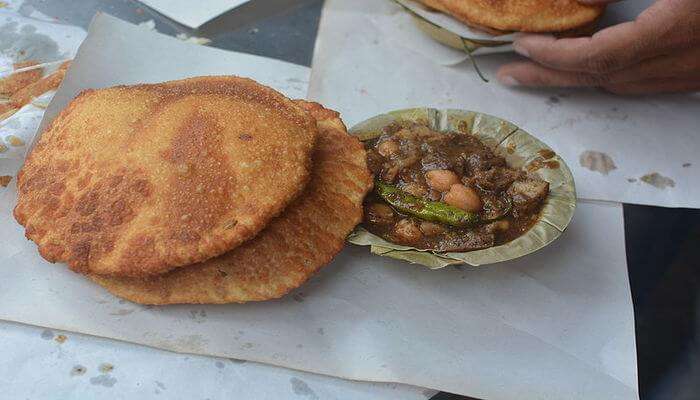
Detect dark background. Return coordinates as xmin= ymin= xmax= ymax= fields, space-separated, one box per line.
xmin=20 ymin=0 xmax=700 ymax=398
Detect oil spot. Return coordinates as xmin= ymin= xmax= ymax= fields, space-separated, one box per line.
xmin=640 ymin=173 xmax=675 ymax=189
xmin=99 ymin=363 xmax=114 ymax=373
xmin=188 ymin=309 xmax=207 ymax=323
xmin=683 ymin=163 xmax=692 ymax=168
xmin=317 ymin=328 xmax=324 ymax=336
xmin=296 ymin=344 xmax=303 ymax=349
xmin=381 ymin=364 xmax=387 ymax=368
xmin=40 ymin=329 xmax=54 ymax=340
xmin=6 ymin=135 xmax=24 ymax=146
xmin=290 ymin=378 xmax=319 ymax=400
xmin=579 ymin=151 xmax=617 ymax=175
xmin=0 ymin=21 xmax=64 ymax=62
xmin=55 ymin=334 xmax=67 ymax=344
xmin=90 ymin=374 xmax=117 ymax=387
xmin=215 ymin=361 xmax=225 ymax=369
xmin=118 ymin=299 xmax=127 ymax=304
xmin=229 ymin=358 xmax=247 ymax=364
xmin=292 ymin=292 xmax=306 ymax=303
xmin=627 ymin=178 xmax=637 ymax=183
xmin=70 ymin=365 xmax=86 ymax=376
xmin=155 ymin=381 xmax=166 ymax=390
xmin=242 ymin=342 xmax=254 ymax=349
xmin=545 ymin=96 xmax=560 ymax=106
xmin=538 ymin=149 xmax=556 ymax=159
xmin=109 ymin=309 xmax=135 ymax=316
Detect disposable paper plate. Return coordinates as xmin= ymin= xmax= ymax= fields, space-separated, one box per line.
xmin=348 ymin=108 xmax=577 ymax=269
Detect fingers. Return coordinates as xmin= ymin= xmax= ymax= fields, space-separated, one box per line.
xmin=497 ymin=47 xmax=700 ymax=87
xmin=512 ymin=0 xmax=700 ymax=74
xmin=603 ymin=78 xmax=700 ymax=95
xmin=512 ymin=20 xmax=654 ymax=73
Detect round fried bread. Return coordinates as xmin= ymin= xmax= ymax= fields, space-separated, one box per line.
xmin=15 ymin=76 xmax=317 ymax=277
xmin=90 ymin=101 xmax=373 ymax=304
xmin=418 ymin=0 xmax=604 ymax=33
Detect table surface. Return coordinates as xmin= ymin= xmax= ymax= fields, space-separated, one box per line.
xmin=15 ymin=1 xmax=700 ymax=399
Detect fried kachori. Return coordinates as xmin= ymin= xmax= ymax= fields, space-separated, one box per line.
xmin=90 ymin=101 xmax=373 ymax=304
xmin=14 ymin=76 xmax=317 ymax=278
xmin=417 ymin=0 xmax=604 ymax=33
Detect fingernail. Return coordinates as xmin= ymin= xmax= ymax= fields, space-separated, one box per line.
xmin=498 ymin=75 xmax=520 ymax=86
xmin=513 ymin=42 xmax=529 ymax=58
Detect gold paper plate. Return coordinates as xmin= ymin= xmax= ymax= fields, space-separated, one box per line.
xmin=348 ymin=108 xmax=577 ymax=269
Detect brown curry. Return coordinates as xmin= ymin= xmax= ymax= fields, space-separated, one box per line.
xmin=363 ymin=123 xmax=549 ymax=252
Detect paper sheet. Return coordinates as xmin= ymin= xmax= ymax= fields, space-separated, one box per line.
xmin=0 ymin=321 xmax=434 ymax=400
xmin=310 ymin=0 xmax=700 ymax=209
xmin=137 ymin=0 xmax=251 ymax=28
xmin=0 ymin=11 xmax=637 ymax=400
xmin=0 ymin=12 xmax=432 ymax=399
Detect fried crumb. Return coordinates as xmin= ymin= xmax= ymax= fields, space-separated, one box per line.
xmin=55 ymin=334 xmax=67 ymax=344
xmin=6 ymin=135 xmax=24 ymax=146
xmin=0 ymin=143 xmax=7 ymax=153
xmin=99 ymin=363 xmax=114 ymax=373
xmin=0 ymin=175 xmax=11 ymax=187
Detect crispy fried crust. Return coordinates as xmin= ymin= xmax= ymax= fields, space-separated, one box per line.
xmin=417 ymin=0 xmax=604 ymax=33
xmin=90 ymin=101 xmax=373 ymax=304
xmin=15 ymin=76 xmax=317 ymax=277
xmin=0 ymin=61 xmax=43 ymax=96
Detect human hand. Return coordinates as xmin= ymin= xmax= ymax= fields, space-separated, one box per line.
xmin=496 ymin=0 xmax=700 ymax=94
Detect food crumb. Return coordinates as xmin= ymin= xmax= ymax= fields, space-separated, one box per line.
xmin=55 ymin=334 xmax=67 ymax=344
xmin=627 ymin=178 xmax=637 ymax=183
xmin=506 ymin=142 xmax=516 ymax=154
xmin=0 ymin=143 xmax=7 ymax=153
xmin=6 ymin=135 xmax=24 ymax=146
xmin=0 ymin=175 xmax=11 ymax=187
xmin=640 ymin=172 xmax=675 ymax=189
xmin=99 ymin=363 xmax=114 ymax=373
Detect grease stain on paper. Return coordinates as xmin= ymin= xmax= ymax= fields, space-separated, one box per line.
xmin=109 ymin=309 xmax=134 ymax=316
xmin=188 ymin=309 xmax=207 ymax=323
xmin=290 ymin=378 xmax=319 ymax=400
xmin=0 ymin=21 xmax=64 ymax=62
xmin=99 ymin=363 xmax=114 ymax=373
xmin=70 ymin=365 xmax=86 ymax=376
xmin=40 ymin=329 xmax=53 ymax=340
xmin=292 ymin=292 xmax=306 ymax=302
xmin=579 ymin=151 xmax=617 ymax=175
xmin=641 ymin=172 xmax=675 ymax=189
xmin=90 ymin=374 xmax=117 ymax=387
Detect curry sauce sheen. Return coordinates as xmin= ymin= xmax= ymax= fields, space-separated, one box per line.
xmin=363 ymin=123 xmax=549 ymax=252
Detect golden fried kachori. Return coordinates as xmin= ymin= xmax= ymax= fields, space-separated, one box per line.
xmin=15 ymin=76 xmax=317 ymax=278
xmin=90 ymin=101 xmax=373 ymax=304
xmin=417 ymin=0 xmax=604 ymax=33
